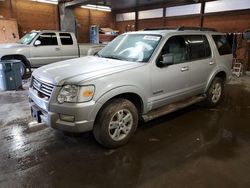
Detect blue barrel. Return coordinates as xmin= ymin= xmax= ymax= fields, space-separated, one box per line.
xmin=0 ymin=60 xmax=23 ymax=91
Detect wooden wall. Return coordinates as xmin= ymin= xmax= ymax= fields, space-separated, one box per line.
xmin=13 ymin=0 xmax=59 ymax=35
xmin=1 ymin=0 xmax=249 ymax=43
xmin=0 ymin=0 xmax=59 ymax=37
xmin=115 ymin=20 xmax=136 ymax=33
xmin=75 ymin=8 xmax=114 ymax=43
xmin=204 ymin=11 xmax=250 ymax=33
xmin=115 ymin=10 xmax=250 ymax=33
xmin=0 ymin=19 xmax=19 ymax=43
xmin=0 ymin=0 xmax=114 ymax=42
xmin=0 ymin=0 xmax=12 ymax=18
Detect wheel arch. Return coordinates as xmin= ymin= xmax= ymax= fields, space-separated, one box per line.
xmin=92 ymin=87 xmax=146 ymax=126
xmin=205 ymin=70 xmax=227 ymax=92
xmin=1 ymin=54 xmax=31 ymax=68
xmin=1 ymin=54 xmax=31 ymax=78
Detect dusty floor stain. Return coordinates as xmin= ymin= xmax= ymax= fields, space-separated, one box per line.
xmin=0 ymin=76 xmax=250 ymax=188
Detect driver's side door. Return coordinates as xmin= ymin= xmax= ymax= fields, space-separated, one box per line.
xmin=150 ymin=35 xmax=192 ymax=109
xmin=29 ymin=32 xmax=62 ymax=67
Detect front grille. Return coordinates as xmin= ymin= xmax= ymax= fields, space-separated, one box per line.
xmin=31 ymin=77 xmax=54 ymax=99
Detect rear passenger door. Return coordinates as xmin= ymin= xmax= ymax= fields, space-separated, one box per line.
xmin=187 ymin=35 xmax=214 ymax=94
xmin=59 ymin=33 xmax=79 ymax=61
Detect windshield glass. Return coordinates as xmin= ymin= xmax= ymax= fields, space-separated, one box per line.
xmin=98 ymin=34 xmax=162 ymax=62
xmin=18 ymin=32 xmax=38 ymax=45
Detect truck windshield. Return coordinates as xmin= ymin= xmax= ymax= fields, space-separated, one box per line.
xmin=18 ymin=32 xmax=38 ymax=45
xmin=97 ymin=34 xmax=162 ymax=62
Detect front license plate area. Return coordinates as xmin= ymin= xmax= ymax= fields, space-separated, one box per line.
xmin=31 ymin=105 xmax=42 ymax=123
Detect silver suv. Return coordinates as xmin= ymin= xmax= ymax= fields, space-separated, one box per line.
xmin=29 ymin=27 xmax=232 ymax=148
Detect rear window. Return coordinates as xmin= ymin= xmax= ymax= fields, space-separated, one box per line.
xmin=59 ymin=33 xmax=73 ymax=45
xmin=212 ymin=35 xmax=232 ymax=55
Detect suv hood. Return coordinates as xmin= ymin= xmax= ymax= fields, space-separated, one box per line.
xmin=33 ymin=56 xmax=144 ymax=85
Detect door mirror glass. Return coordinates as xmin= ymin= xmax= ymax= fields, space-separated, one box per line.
xmin=34 ymin=40 xmax=41 ymax=46
xmin=161 ymin=53 xmax=174 ymax=66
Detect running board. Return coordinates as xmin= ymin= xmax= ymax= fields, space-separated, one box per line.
xmin=142 ymin=95 xmax=206 ymax=122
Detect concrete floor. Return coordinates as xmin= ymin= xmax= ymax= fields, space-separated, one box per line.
xmin=1 ymin=77 xmax=250 ymax=188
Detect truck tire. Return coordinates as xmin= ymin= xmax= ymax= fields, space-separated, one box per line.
xmin=204 ymin=77 xmax=224 ymax=108
xmin=93 ymin=98 xmax=138 ymax=148
xmin=20 ymin=60 xmax=32 ymax=79
xmin=20 ymin=61 xmax=27 ymax=78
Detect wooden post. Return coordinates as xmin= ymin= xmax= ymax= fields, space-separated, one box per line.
xmin=200 ymin=0 xmax=205 ymax=29
xmin=246 ymin=41 xmax=250 ymax=71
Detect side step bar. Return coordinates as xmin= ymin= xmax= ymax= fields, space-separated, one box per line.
xmin=142 ymin=95 xmax=206 ymax=122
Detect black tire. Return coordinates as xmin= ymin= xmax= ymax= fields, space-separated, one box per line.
xmin=93 ymin=98 xmax=138 ymax=148
xmin=204 ymin=77 xmax=224 ymax=108
xmin=20 ymin=61 xmax=32 ymax=79
xmin=20 ymin=61 xmax=27 ymax=78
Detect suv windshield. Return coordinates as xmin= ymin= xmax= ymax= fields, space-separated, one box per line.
xmin=98 ymin=34 xmax=162 ymax=62
xmin=18 ymin=32 xmax=38 ymax=45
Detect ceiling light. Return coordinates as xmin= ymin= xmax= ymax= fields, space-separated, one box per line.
xmin=81 ymin=4 xmax=111 ymax=12
xmin=31 ymin=0 xmax=58 ymax=5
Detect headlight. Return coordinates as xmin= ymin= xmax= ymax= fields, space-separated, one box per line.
xmin=57 ymin=85 xmax=94 ymax=104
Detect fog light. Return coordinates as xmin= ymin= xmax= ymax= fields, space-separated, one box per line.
xmin=59 ymin=114 xmax=75 ymax=122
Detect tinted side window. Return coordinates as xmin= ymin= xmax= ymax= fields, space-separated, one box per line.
xmin=187 ymin=35 xmax=211 ymax=61
xmin=212 ymin=35 xmax=232 ymax=55
xmin=161 ymin=36 xmax=187 ymax=64
xmin=37 ymin=33 xmax=58 ymax=46
xmin=60 ymin=33 xmax=73 ymax=45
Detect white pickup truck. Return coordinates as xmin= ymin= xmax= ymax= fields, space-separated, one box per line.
xmin=0 ymin=30 xmax=105 ymax=78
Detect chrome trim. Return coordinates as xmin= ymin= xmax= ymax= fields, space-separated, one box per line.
xmin=31 ymin=77 xmax=54 ymax=99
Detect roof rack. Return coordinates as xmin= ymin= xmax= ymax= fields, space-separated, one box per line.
xmin=143 ymin=26 xmax=217 ymax=32
xmin=177 ymin=26 xmax=217 ymax=32
xmin=143 ymin=27 xmax=178 ymax=31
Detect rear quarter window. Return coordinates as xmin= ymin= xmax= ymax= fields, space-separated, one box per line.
xmin=59 ymin=33 xmax=73 ymax=45
xmin=212 ymin=35 xmax=232 ymax=55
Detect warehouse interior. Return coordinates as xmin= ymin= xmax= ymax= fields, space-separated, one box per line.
xmin=0 ymin=0 xmax=250 ymax=187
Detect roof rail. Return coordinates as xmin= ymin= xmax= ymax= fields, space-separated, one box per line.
xmin=143 ymin=26 xmax=217 ymax=32
xmin=143 ymin=27 xmax=178 ymax=31
xmin=177 ymin=26 xmax=217 ymax=32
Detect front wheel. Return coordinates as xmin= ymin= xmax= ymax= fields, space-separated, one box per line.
xmin=204 ymin=77 xmax=224 ymax=107
xmin=93 ymin=98 xmax=138 ymax=148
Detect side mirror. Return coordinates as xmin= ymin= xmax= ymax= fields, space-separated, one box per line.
xmin=34 ymin=40 xmax=41 ymax=46
xmin=161 ymin=53 xmax=174 ymax=66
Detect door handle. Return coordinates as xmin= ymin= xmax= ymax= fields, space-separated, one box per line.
xmin=181 ymin=66 xmax=189 ymax=72
xmin=209 ymin=61 xmax=215 ymax=65
xmin=55 ymin=47 xmax=61 ymax=51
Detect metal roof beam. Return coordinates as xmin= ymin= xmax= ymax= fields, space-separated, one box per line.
xmin=64 ymin=0 xmax=97 ymax=7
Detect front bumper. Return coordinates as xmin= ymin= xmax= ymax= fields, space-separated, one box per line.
xmin=29 ymin=87 xmax=98 ymax=133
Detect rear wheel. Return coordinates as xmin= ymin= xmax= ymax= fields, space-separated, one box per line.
xmin=205 ymin=77 xmax=224 ymax=107
xmin=93 ymin=98 xmax=138 ymax=148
